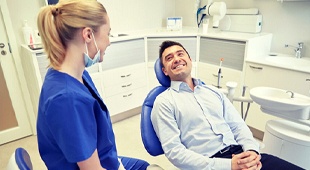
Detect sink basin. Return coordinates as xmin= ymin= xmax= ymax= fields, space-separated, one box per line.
xmin=265 ymin=56 xmax=310 ymax=67
xmin=250 ymin=87 xmax=310 ymax=120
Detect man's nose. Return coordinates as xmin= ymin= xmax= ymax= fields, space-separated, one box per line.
xmin=173 ymin=56 xmax=181 ymax=63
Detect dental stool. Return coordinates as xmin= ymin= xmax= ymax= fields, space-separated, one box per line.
xmin=6 ymin=147 xmax=33 ymax=170
xmin=141 ymin=58 xmax=169 ymax=157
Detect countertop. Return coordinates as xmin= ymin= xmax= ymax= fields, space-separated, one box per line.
xmin=25 ymin=27 xmax=309 ymax=74
xmin=246 ymin=53 xmax=310 ymax=74
xmin=109 ymin=27 xmax=272 ymax=42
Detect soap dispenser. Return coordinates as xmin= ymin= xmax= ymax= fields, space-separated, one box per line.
xmin=22 ymin=20 xmax=34 ymax=45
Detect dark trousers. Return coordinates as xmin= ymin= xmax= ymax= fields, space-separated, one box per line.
xmin=119 ymin=156 xmax=150 ymax=170
xmin=211 ymin=145 xmax=305 ymax=170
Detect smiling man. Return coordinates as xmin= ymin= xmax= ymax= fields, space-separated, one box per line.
xmin=150 ymin=40 xmax=304 ymax=170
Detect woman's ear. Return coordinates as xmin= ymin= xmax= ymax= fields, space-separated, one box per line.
xmin=82 ymin=27 xmax=92 ymax=43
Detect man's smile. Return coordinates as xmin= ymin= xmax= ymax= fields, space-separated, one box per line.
xmin=172 ymin=63 xmax=186 ymax=70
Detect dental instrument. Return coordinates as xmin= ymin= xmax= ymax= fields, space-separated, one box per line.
xmin=217 ymin=58 xmax=223 ymax=88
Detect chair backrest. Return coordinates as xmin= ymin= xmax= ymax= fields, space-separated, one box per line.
xmin=140 ymin=58 xmax=170 ymax=156
xmin=7 ymin=147 xmax=33 ymax=170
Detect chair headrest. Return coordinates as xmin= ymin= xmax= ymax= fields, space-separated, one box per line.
xmin=154 ymin=58 xmax=170 ymax=87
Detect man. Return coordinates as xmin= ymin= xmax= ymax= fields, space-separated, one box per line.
xmin=151 ymin=40 xmax=304 ymax=170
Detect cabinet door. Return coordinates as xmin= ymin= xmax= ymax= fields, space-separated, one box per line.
xmin=200 ymin=37 xmax=245 ymax=71
xmin=101 ymin=38 xmax=145 ymax=71
xmin=197 ymin=62 xmax=243 ymax=95
xmin=147 ymin=37 xmax=197 ymax=62
xmin=244 ymin=63 xmax=310 ymax=131
xmin=105 ymin=86 xmax=148 ymax=116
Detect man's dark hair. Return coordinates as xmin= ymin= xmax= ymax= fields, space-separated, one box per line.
xmin=159 ymin=40 xmax=190 ymax=67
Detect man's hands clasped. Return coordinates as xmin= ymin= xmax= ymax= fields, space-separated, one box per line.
xmin=232 ymin=151 xmax=262 ymax=170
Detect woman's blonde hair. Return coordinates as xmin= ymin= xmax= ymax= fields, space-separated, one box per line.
xmin=37 ymin=0 xmax=107 ymax=69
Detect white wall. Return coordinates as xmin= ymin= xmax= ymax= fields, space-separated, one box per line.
xmin=175 ymin=0 xmax=310 ymax=58
xmin=99 ymin=0 xmax=175 ymax=33
xmin=6 ymin=0 xmax=175 ymax=47
xmin=6 ymin=0 xmax=310 ymax=58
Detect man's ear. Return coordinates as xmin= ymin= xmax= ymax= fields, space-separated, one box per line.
xmin=82 ymin=27 xmax=92 ymax=43
xmin=162 ymin=67 xmax=168 ymax=76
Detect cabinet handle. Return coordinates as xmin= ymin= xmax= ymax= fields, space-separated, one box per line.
xmin=306 ymin=79 xmax=310 ymax=81
xmin=121 ymin=83 xmax=132 ymax=88
xmin=122 ymin=93 xmax=133 ymax=97
xmin=212 ymin=74 xmax=223 ymax=78
xmin=120 ymin=73 xmax=131 ymax=78
xmin=249 ymin=65 xmax=263 ymax=70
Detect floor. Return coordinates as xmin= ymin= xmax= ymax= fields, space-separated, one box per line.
xmin=0 ymin=114 xmax=177 ymax=170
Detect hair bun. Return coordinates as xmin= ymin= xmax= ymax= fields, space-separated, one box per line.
xmin=51 ymin=7 xmax=62 ymax=16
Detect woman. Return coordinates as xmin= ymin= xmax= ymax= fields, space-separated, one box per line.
xmin=36 ymin=0 xmax=149 ymax=169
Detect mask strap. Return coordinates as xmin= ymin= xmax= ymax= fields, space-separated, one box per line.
xmin=91 ymin=32 xmax=99 ymax=51
xmin=84 ymin=41 xmax=89 ymax=55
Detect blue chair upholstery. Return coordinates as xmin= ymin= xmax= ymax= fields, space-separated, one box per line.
xmin=140 ymin=58 xmax=170 ymax=156
xmin=7 ymin=147 xmax=33 ymax=170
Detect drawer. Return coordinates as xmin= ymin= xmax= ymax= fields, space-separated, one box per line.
xmin=105 ymin=86 xmax=148 ymax=116
xmin=102 ymin=63 xmax=146 ymax=87
xmin=104 ymin=77 xmax=147 ymax=97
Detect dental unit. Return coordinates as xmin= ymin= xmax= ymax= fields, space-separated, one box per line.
xmin=196 ymin=0 xmax=227 ymax=28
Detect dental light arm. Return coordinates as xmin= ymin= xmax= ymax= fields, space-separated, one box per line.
xmin=197 ymin=2 xmax=227 ymax=28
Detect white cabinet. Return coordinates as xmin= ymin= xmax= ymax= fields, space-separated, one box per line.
xmin=21 ymin=46 xmax=48 ymax=118
xmin=21 ymin=38 xmax=147 ymax=121
xmin=102 ymin=63 xmax=147 ymax=116
xmin=244 ymin=62 xmax=310 ymax=131
xmin=100 ymin=38 xmax=147 ymax=116
xmin=198 ymin=37 xmax=245 ymax=95
xmin=197 ymin=62 xmax=243 ymax=90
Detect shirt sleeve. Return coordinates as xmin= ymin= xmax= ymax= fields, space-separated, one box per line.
xmin=151 ymin=95 xmax=231 ymax=170
xmin=44 ymin=93 xmax=97 ymax=162
xmin=221 ymin=93 xmax=260 ymax=153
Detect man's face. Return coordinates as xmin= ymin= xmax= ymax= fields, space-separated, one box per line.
xmin=161 ymin=45 xmax=192 ymax=81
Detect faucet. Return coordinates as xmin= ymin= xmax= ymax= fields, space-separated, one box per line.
xmin=286 ymin=90 xmax=294 ymax=98
xmin=285 ymin=42 xmax=304 ymax=59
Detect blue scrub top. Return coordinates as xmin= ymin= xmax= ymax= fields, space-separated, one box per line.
xmin=37 ymin=68 xmax=119 ymax=170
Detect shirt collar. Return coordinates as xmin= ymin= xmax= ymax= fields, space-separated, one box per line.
xmin=170 ymin=78 xmax=204 ymax=92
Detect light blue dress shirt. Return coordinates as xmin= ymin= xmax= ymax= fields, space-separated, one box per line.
xmin=151 ymin=78 xmax=259 ymax=170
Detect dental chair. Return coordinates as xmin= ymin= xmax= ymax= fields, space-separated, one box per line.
xmin=140 ymin=58 xmax=250 ymax=156
xmin=140 ymin=58 xmax=169 ymax=156
xmin=6 ymin=147 xmax=33 ymax=170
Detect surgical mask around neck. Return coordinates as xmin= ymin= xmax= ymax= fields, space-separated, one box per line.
xmin=83 ymin=32 xmax=101 ymax=67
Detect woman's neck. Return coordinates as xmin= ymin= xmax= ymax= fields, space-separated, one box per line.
xmin=58 ymin=44 xmax=85 ymax=83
